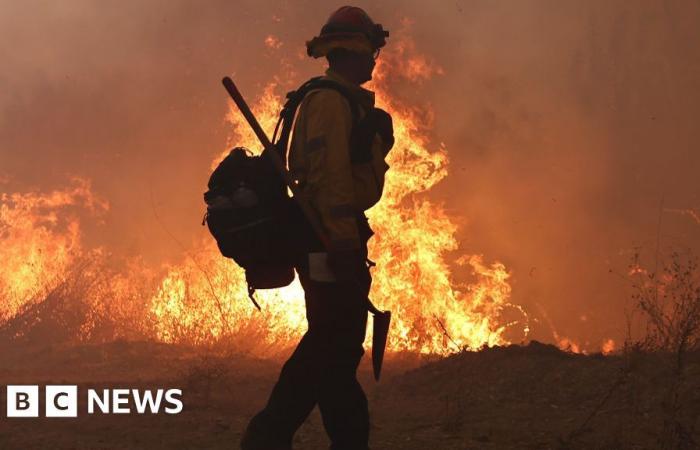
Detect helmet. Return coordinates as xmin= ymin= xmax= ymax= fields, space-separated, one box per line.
xmin=306 ymin=6 xmax=389 ymax=58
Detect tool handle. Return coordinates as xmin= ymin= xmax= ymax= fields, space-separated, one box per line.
xmin=222 ymin=77 xmax=273 ymax=148
xmin=221 ymin=76 xmax=331 ymax=250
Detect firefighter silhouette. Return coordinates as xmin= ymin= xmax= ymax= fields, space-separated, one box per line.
xmin=241 ymin=6 xmax=393 ymax=450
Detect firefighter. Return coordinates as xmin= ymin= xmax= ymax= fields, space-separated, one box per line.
xmin=241 ymin=6 xmax=392 ymax=450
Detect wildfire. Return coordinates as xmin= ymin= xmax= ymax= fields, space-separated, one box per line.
xmin=0 ymin=31 xmax=527 ymax=356
xmin=0 ymin=178 xmax=107 ymax=322
xmin=149 ymin=33 xmax=524 ymax=354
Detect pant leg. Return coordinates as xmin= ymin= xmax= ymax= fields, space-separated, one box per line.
xmin=299 ymin=268 xmax=371 ymax=450
xmin=242 ymin=262 xmax=371 ymax=450
xmin=241 ymin=331 xmax=320 ymax=449
xmin=241 ymin=272 xmax=356 ymax=448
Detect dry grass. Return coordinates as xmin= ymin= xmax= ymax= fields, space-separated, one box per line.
xmin=2 ymin=248 xmax=700 ymax=448
xmin=630 ymin=249 xmax=700 ymax=449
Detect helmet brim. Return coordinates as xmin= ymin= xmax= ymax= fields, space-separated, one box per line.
xmin=306 ymin=32 xmax=375 ymax=58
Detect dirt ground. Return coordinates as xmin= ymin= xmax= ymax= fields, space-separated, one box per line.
xmin=0 ymin=340 xmax=698 ymax=450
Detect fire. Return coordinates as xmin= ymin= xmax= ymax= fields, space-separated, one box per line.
xmin=555 ymin=333 xmax=617 ymax=355
xmin=0 ymin=31 xmax=526 ymax=356
xmin=602 ymin=338 xmax=616 ymax=355
xmin=556 ymin=336 xmax=582 ymax=354
xmin=148 ymin=33 xmax=524 ymax=354
xmin=0 ymin=178 xmax=107 ymax=322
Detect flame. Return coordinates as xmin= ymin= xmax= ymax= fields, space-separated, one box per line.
xmin=555 ymin=333 xmax=582 ymax=354
xmin=602 ymin=338 xmax=615 ymax=355
xmin=376 ymin=18 xmax=445 ymax=84
xmin=0 ymin=31 xmax=526 ymax=356
xmin=0 ymin=178 xmax=108 ymax=321
xmin=555 ymin=333 xmax=616 ymax=355
xmin=148 ymin=33 xmax=525 ymax=354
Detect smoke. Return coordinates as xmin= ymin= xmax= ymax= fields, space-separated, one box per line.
xmin=2 ymin=0 xmax=699 ymax=349
xmin=421 ymin=0 xmax=700 ymax=345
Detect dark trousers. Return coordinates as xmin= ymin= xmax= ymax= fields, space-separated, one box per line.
xmin=241 ymin=265 xmax=371 ymax=450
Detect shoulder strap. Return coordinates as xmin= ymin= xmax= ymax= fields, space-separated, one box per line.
xmin=273 ymin=77 xmax=360 ymax=164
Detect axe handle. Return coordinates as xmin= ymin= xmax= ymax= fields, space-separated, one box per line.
xmin=222 ymin=76 xmax=331 ymax=250
xmin=222 ymin=77 xmax=273 ymax=149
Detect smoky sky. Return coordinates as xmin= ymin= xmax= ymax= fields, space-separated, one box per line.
xmin=1 ymin=0 xmax=700 ymax=349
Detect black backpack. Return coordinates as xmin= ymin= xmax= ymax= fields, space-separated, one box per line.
xmin=203 ymin=77 xmax=362 ymax=308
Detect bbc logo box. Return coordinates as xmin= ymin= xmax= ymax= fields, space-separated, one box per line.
xmin=45 ymin=385 xmax=78 ymax=417
xmin=6 ymin=385 xmax=39 ymax=417
xmin=6 ymin=385 xmax=78 ymax=418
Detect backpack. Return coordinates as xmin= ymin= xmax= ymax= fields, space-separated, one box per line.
xmin=202 ymin=77 xmax=362 ymax=308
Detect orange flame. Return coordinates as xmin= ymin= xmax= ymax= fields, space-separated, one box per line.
xmin=1 ymin=31 xmax=527 ymax=356
xmin=0 ymin=178 xmax=108 ymax=321
xmin=149 ymin=33 xmax=525 ymax=354
xmin=602 ymin=338 xmax=616 ymax=355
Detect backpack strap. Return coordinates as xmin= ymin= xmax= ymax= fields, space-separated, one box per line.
xmin=272 ymin=77 xmax=360 ymax=164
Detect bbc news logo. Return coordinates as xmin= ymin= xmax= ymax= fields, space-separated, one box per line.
xmin=5 ymin=386 xmax=183 ymax=417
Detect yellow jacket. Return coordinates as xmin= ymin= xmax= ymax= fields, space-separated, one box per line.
xmin=289 ymin=69 xmax=391 ymax=251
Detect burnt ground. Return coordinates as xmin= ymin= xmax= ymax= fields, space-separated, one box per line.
xmin=0 ymin=340 xmax=698 ymax=450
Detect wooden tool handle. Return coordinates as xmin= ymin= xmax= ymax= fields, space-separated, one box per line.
xmin=221 ymin=76 xmax=331 ymax=250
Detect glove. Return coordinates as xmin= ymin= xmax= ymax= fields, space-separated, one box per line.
xmin=327 ymin=249 xmax=365 ymax=282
